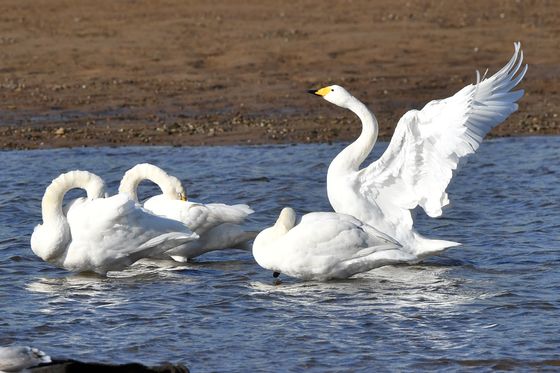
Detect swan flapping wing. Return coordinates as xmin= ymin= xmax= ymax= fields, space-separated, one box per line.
xmin=358 ymin=42 xmax=526 ymax=229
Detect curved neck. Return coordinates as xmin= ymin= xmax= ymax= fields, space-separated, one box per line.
xmin=42 ymin=171 xmax=105 ymax=223
xmin=253 ymin=208 xmax=296 ymax=269
xmin=330 ymin=96 xmax=379 ymax=173
xmin=118 ymin=163 xmax=184 ymax=202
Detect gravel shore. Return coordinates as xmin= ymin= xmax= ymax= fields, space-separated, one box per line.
xmin=1 ymin=0 xmax=558 ymax=149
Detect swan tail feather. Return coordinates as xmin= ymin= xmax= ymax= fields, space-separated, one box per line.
xmin=206 ymin=203 xmax=254 ymax=223
xmin=335 ymin=246 xmax=417 ymax=279
xmin=412 ymin=233 xmax=461 ymax=258
xmin=231 ymin=204 xmax=255 ymax=215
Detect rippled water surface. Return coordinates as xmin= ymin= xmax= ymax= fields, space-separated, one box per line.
xmin=1 ymin=137 xmax=559 ymax=371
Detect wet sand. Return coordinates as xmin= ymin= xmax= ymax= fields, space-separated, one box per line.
xmin=0 ymin=0 xmax=558 ymax=149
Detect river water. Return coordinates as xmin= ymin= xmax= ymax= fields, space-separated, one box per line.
xmin=0 ymin=136 xmax=559 ymax=371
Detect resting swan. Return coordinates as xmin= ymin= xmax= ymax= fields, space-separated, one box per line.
xmin=30 ymin=171 xmax=198 ymax=274
xmin=0 ymin=345 xmax=51 ymax=372
xmin=118 ymin=163 xmax=256 ymax=261
xmin=253 ymin=208 xmax=416 ymax=281
xmin=309 ymin=42 xmax=527 ymax=256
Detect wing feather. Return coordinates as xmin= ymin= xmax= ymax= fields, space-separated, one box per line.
xmin=65 ymin=194 xmax=197 ymax=270
xmin=144 ymin=195 xmax=253 ymax=234
xmin=359 ymin=42 xmax=526 ymax=226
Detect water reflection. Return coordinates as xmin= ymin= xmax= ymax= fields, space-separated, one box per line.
xmin=249 ymin=264 xmax=478 ymax=312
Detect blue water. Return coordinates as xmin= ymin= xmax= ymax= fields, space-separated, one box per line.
xmin=0 ymin=136 xmax=559 ymax=371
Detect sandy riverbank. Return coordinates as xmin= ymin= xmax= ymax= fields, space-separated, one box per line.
xmin=0 ymin=0 xmax=558 ymax=149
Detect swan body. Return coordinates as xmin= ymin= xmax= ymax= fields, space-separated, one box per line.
xmin=144 ymin=196 xmax=253 ymax=236
xmin=253 ymin=208 xmax=416 ymax=280
xmin=310 ymin=42 xmax=527 ymax=256
xmin=31 ymin=171 xmax=198 ymax=274
xmin=118 ymin=163 xmax=255 ymax=260
xmin=167 ymin=223 xmax=256 ymax=262
xmin=0 ymin=346 xmax=51 ymax=372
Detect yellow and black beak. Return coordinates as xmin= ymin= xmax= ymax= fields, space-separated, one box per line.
xmin=308 ymin=86 xmax=332 ymax=96
xmin=179 ymin=193 xmax=187 ymax=202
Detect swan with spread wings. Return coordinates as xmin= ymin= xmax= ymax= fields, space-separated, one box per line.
xmin=309 ymin=42 xmax=527 ymax=256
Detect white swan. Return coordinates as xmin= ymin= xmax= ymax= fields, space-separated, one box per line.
xmin=309 ymin=42 xmax=527 ymax=256
xmin=31 ymin=170 xmax=198 ymax=274
xmin=253 ymin=208 xmax=416 ymax=280
xmin=0 ymin=346 xmax=51 ymax=372
xmin=118 ymin=163 xmax=256 ymax=261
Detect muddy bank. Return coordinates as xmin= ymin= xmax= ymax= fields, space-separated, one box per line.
xmin=0 ymin=0 xmax=558 ymax=149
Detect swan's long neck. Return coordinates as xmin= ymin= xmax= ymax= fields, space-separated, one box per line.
xmin=42 ymin=171 xmax=105 ymax=223
xmin=118 ymin=163 xmax=184 ymax=201
xmin=253 ymin=208 xmax=296 ymax=270
xmin=330 ymin=96 xmax=379 ymax=173
xmin=274 ymin=207 xmax=296 ymax=234
xmin=256 ymin=208 xmax=296 ymax=247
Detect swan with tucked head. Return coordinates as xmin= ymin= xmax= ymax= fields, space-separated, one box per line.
xmin=118 ymin=163 xmax=256 ymax=261
xmin=252 ymin=207 xmax=414 ymax=281
xmin=31 ymin=170 xmax=198 ymax=274
xmin=309 ymin=42 xmax=527 ymax=257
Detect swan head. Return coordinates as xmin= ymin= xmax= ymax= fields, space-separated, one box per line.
xmin=308 ymin=85 xmax=354 ymax=108
xmin=167 ymin=175 xmax=187 ymax=201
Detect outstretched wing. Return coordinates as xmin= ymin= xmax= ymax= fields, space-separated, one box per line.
xmin=359 ymin=42 xmax=527 ymax=229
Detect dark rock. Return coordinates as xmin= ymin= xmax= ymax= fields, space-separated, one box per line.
xmin=31 ymin=360 xmax=189 ymax=373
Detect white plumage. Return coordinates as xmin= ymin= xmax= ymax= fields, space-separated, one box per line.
xmin=30 ymin=170 xmax=198 ymax=274
xmin=252 ymin=208 xmax=416 ymax=280
xmin=118 ymin=163 xmax=255 ymax=261
xmin=311 ymin=42 xmax=527 ymax=256
xmin=0 ymin=346 xmax=51 ymax=372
